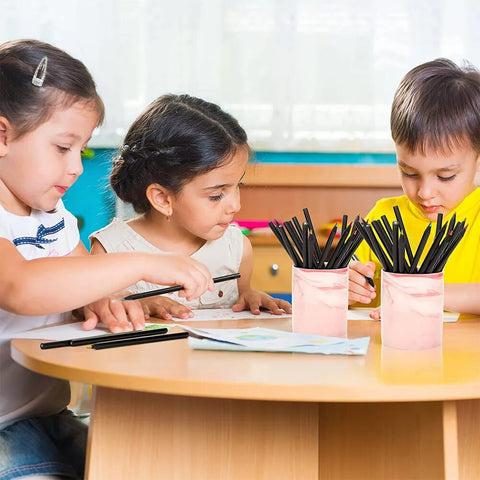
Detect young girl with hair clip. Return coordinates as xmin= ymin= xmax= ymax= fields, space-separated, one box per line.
xmin=0 ymin=40 xmax=213 ymax=480
xmin=349 ymin=58 xmax=480 ymax=316
xmin=90 ymin=94 xmax=292 ymax=320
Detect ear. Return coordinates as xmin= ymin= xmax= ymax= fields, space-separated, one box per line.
xmin=145 ymin=183 xmax=173 ymax=217
xmin=0 ymin=117 xmax=11 ymax=157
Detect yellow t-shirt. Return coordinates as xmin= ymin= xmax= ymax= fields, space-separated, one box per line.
xmin=355 ymin=188 xmax=480 ymax=291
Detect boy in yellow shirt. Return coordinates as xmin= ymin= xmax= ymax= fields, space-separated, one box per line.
xmin=350 ymin=58 xmax=480 ymax=314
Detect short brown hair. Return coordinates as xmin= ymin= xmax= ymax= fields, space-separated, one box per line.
xmin=391 ymin=58 xmax=480 ymax=154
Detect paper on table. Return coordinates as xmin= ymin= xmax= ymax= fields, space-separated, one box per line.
xmin=185 ymin=326 xmax=370 ymax=355
xmin=178 ymin=308 xmax=291 ymax=322
xmin=348 ymin=308 xmax=458 ymax=323
xmin=10 ymin=309 xmax=290 ymax=341
xmin=10 ymin=322 xmax=172 ymax=341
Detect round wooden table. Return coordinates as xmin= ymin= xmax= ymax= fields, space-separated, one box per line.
xmin=11 ymin=316 xmax=480 ymax=480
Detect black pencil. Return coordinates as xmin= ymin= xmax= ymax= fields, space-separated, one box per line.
xmin=40 ymin=326 xmax=169 ymax=349
xmin=303 ymin=208 xmax=322 ymax=264
xmin=362 ymin=222 xmax=393 ymax=271
xmin=92 ymin=331 xmax=189 ymax=350
xmin=398 ymin=234 xmax=405 ymax=273
xmin=435 ymin=213 xmax=443 ymax=236
xmin=292 ymin=216 xmax=303 ymax=237
xmin=70 ymin=326 xmax=168 ymax=347
xmin=122 ymin=273 xmax=241 ymax=301
xmin=429 ymin=220 xmax=466 ymax=272
xmin=380 ymin=215 xmax=393 ymax=240
xmin=408 ymin=223 xmax=431 ymax=273
xmin=319 ymin=223 xmax=337 ymax=267
xmin=392 ymin=221 xmax=399 ymax=273
xmin=371 ymin=220 xmax=393 ymax=262
xmin=328 ymin=222 xmax=352 ymax=268
xmin=302 ymin=222 xmax=308 ymax=268
xmin=435 ymin=224 xmax=467 ymax=271
xmin=277 ymin=223 xmax=302 ymax=266
xmin=283 ymin=220 xmax=303 ymax=258
xmin=393 ymin=206 xmax=414 ymax=263
xmin=418 ymin=223 xmax=447 ymax=273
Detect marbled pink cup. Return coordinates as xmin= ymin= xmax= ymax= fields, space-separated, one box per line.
xmin=381 ymin=270 xmax=444 ymax=350
xmin=292 ymin=266 xmax=348 ymax=337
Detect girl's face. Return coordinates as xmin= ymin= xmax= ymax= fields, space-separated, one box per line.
xmin=169 ymin=146 xmax=249 ymax=242
xmin=0 ymin=101 xmax=98 ymax=215
xmin=396 ymin=142 xmax=480 ymax=221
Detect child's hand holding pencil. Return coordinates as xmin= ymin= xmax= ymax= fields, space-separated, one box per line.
xmin=348 ymin=259 xmax=377 ymax=305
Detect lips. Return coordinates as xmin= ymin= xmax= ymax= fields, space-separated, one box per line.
xmin=420 ymin=204 xmax=441 ymax=213
xmin=55 ymin=186 xmax=68 ymax=195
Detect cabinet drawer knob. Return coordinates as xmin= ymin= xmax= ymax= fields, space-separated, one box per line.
xmin=270 ymin=263 xmax=279 ymax=276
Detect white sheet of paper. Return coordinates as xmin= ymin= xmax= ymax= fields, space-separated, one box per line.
xmin=10 ymin=322 xmax=172 ymax=341
xmin=348 ymin=307 xmax=458 ymax=322
xmin=10 ymin=309 xmax=291 ymax=341
xmin=179 ymin=308 xmax=291 ymax=322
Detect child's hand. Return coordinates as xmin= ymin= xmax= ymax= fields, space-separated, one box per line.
xmin=369 ymin=306 xmax=381 ymax=320
xmin=141 ymin=296 xmax=194 ymax=321
xmin=348 ymin=260 xmax=377 ymax=305
xmin=145 ymin=254 xmax=214 ymax=301
xmin=232 ymin=289 xmax=292 ymax=315
xmin=82 ymin=294 xmax=147 ymax=333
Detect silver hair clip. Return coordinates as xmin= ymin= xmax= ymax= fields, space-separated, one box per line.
xmin=32 ymin=56 xmax=48 ymax=87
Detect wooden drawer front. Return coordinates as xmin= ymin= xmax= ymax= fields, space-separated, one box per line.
xmin=251 ymin=245 xmax=293 ymax=293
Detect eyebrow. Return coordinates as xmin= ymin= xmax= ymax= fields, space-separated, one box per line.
xmin=397 ymin=161 xmax=461 ymax=172
xmin=56 ymin=132 xmax=84 ymax=141
xmin=202 ymin=171 xmax=246 ymax=191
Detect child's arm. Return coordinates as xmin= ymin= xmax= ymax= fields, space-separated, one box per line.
xmin=70 ymin=241 xmax=151 ymax=332
xmin=444 ymin=283 xmax=480 ymax=315
xmin=0 ymin=237 xmax=213 ymax=317
xmin=348 ymin=260 xmax=377 ymax=305
xmin=89 ymin=238 xmax=195 ymax=323
xmin=232 ymin=236 xmax=292 ymax=315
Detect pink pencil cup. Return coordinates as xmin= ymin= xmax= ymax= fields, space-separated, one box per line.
xmin=292 ymin=266 xmax=348 ymax=337
xmin=381 ymin=270 xmax=444 ymax=350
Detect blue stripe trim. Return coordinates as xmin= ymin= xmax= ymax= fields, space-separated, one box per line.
xmin=13 ymin=218 xmax=65 ymax=249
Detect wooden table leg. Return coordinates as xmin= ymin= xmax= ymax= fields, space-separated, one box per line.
xmin=443 ymin=401 xmax=459 ymax=480
xmin=456 ymin=399 xmax=480 ymax=479
xmin=85 ymin=387 xmax=319 ymax=480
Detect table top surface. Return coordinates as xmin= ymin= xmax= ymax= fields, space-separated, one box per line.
xmin=11 ymin=316 xmax=480 ymax=403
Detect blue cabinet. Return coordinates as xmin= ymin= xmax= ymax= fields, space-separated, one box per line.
xmin=63 ymin=148 xmax=116 ymax=249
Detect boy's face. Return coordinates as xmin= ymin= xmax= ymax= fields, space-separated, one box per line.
xmin=396 ymin=142 xmax=480 ymax=221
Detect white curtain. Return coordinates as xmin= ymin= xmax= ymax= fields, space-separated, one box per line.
xmin=2 ymin=0 xmax=480 ymax=152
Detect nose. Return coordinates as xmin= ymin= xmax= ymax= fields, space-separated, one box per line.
xmin=68 ymin=152 xmax=84 ymax=178
xmin=417 ymin=178 xmax=435 ymax=201
xmin=226 ymin=188 xmax=241 ymax=214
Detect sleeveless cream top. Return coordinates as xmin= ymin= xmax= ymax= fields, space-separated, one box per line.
xmin=90 ymin=219 xmax=243 ymax=308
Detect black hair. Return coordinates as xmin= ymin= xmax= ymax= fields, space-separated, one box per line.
xmin=111 ymin=94 xmax=249 ymax=213
xmin=391 ymin=58 xmax=480 ymax=154
xmin=0 ymin=38 xmax=104 ymax=138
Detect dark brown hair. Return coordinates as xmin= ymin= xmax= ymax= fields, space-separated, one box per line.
xmin=111 ymin=94 xmax=249 ymax=214
xmin=0 ymin=39 xmax=104 ymax=138
xmin=391 ymin=58 xmax=480 ymax=154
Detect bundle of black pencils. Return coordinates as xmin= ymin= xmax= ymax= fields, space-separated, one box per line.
xmin=268 ymin=209 xmax=363 ymax=269
xmin=355 ymin=206 xmax=467 ymax=274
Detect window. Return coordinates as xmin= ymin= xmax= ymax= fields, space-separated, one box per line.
xmin=3 ymin=0 xmax=480 ymax=152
